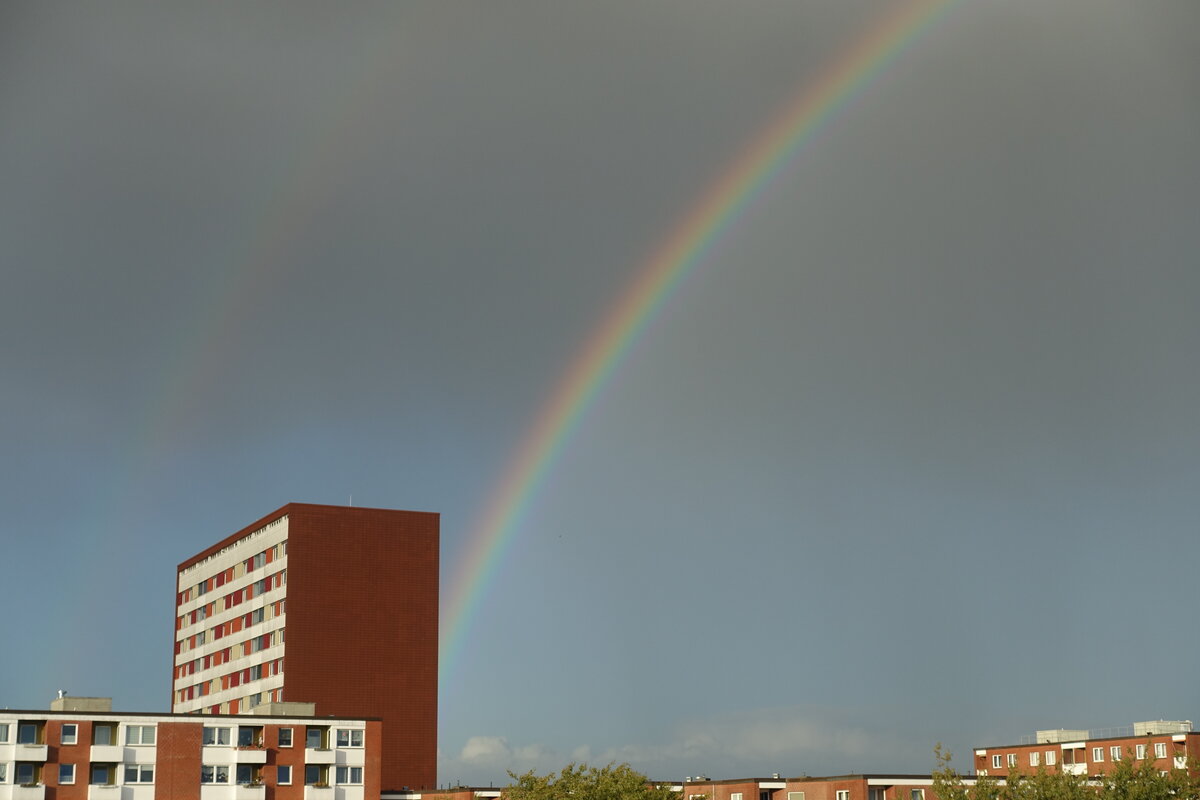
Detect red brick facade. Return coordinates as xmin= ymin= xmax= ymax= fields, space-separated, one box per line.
xmin=175 ymin=503 xmax=438 ymax=792
xmin=974 ymin=731 xmax=1197 ymax=778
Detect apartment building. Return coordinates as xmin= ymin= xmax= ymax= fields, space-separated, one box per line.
xmin=173 ymin=503 xmax=439 ymax=791
xmin=0 ymin=697 xmax=378 ymax=800
xmin=973 ymin=720 xmax=1196 ymax=778
xmin=676 ymin=775 xmax=959 ymax=800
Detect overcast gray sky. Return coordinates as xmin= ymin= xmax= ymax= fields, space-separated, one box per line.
xmin=2 ymin=0 xmax=1199 ymax=787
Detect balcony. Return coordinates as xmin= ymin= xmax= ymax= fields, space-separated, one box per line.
xmin=305 ymin=748 xmax=336 ymax=765
xmin=7 ymin=785 xmax=47 ymax=800
xmin=304 ymin=786 xmax=334 ymax=800
xmin=234 ymin=785 xmax=267 ymax=800
xmin=16 ymin=744 xmax=48 ymax=762
xmin=235 ymin=747 xmax=267 ymax=764
xmin=87 ymin=785 xmax=121 ymax=800
xmin=90 ymin=745 xmax=123 ymax=762
xmin=1062 ymin=764 xmax=1087 ymax=776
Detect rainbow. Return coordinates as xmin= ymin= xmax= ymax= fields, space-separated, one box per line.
xmin=440 ymin=0 xmax=960 ymax=684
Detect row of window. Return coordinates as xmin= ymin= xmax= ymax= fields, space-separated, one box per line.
xmin=990 ymin=742 xmax=1177 ymax=770
xmin=0 ymin=723 xmax=153 ymax=747
xmin=180 ymin=542 xmax=287 ymax=606
xmin=179 ymin=598 xmax=286 ymax=641
xmin=177 ymin=572 xmax=287 ymax=637
xmin=176 ymin=624 xmax=284 ymax=664
xmin=177 ymin=653 xmax=284 ymax=689
xmin=199 ymin=725 xmax=363 ymax=749
xmin=175 ymin=633 xmax=285 ymax=690
xmin=201 ymin=764 xmax=363 ymax=786
xmin=0 ymin=763 xmax=153 ymax=786
xmin=0 ymin=763 xmax=363 ymax=787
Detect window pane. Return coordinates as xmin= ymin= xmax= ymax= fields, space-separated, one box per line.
xmin=278 ymin=728 xmax=292 ymax=747
xmin=278 ymin=766 xmax=291 ymax=785
xmin=60 ymin=765 xmax=75 ymax=783
xmin=17 ymin=724 xmax=38 ymax=744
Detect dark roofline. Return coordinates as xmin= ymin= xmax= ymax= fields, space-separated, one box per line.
xmin=176 ymin=502 xmax=438 ymax=572
xmin=0 ymin=708 xmax=381 ymax=722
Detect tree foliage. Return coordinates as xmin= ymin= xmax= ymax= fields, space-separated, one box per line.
xmin=932 ymin=743 xmax=1200 ymax=800
xmin=506 ymin=762 xmax=676 ymax=800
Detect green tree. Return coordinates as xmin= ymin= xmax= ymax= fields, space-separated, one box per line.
xmin=506 ymin=762 xmax=677 ymax=800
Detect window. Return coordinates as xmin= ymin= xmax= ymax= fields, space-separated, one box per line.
xmin=1111 ymin=746 xmax=1123 ymax=761
xmin=126 ymin=725 xmax=156 ymax=745
xmin=201 ymin=766 xmax=230 ymax=784
xmin=836 ymin=792 xmax=850 ymax=800
xmin=306 ymin=726 xmax=328 ymax=749
xmin=911 ymin=791 xmax=924 ymax=800
xmin=1045 ymin=751 xmax=1056 ymax=766
xmin=1007 ymin=754 xmax=1017 ymax=768
xmin=17 ymin=722 xmax=41 ymax=745
xmin=1136 ymin=744 xmax=1147 ymax=760
xmin=59 ymin=764 xmax=75 ymax=784
xmin=1093 ymin=747 xmax=1104 ymax=762
xmin=61 ymin=724 xmax=78 ymax=745
xmin=91 ymin=764 xmax=116 ymax=786
xmin=254 ymin=552 xmax=266 ymax=570
xmin=204 ymin=727 xmax=232 ymax=746
xmin=278 ymin=765 xmax=292 ymax=785
xmin=15 ymin=763 xmax=39 ymax=786
xmin=278 ymin=728 xmax=293 ymax=747
xmin=236 ymin=765 xmax=262 ymax=785
xmin=731 ymin=793 xmax=743 ymax=800
xmin=992 ymin=755 xmax=1002 ymax=769
xmin=238 ymin=726 xmax=264 ymax=748
xmin=336 ymin=729 xmax=364 ymax=748
xmin=788 ymin=793 xmax=805 ymax=800
xmin=336 ymin=766 xmax=363 ymax=785
xmin=1155 ymin=743 xmax=1167 ymax=759
xmin=124 ymin=765 xmax=154 ymax=784
xmin=0 ymin=764 xmax=6 ymax=782
xmin=0 ymin=723 xmax=8 ymax=742
xmin=305 ymin=765 xmax=329 ymax=786
xmin=93 ymin=723 xmax=116 ymax=746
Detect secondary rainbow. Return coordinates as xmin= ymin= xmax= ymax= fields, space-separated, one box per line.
xmin=440 ymin=0 xmax=959 ymax=683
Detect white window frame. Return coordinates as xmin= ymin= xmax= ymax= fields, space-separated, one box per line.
xmin=124 ymin=765 xmax=154 ymax=784
xmin=201 ymin=765 xmax=230 ymax=784
xmin=992 ymin=755 xmax=1002 ymax=769
xmin=1092 ymin=747 xmax=1104 ymax=762
xmin=836 ymin=792 xmax=850 ymax=800
xmin=59 ymin=764 xmax=75 ymax=785
xmin=336 ymin=729 xmax=364 ymax=748
xmin=61 ymin=724 xmax=78 ymax=745
xmin=0 ymin=763 xmax=6 ymax=783
xmin=1111 ymin=746 xmax=1123 ymax=761
xmin=336 ymin=767 xmax=363 ymax=786
xmin=1007 ymin=754 xmax=1017 ymax=768
xmin=0 ymin=723 xmax=8 ymax=743
xmin=788 ymin=794 xmax=805 ymax=800
xmin=1030 ymin=751 xmax=1040 ymax=767
xmin=1136 ymin=744 xmax=1147 ymax=760
xmin=1155 ymin=743 xmax=1167 ymax=759
xmin=278 ymin=765 xmax=292 ymax=785
xmin=278 ymin=727 xmax=293 ymax=748
xmin=911 ymin=790 xmax=925 ymax=800
xmin=1045 ymin=751 xmax=1056 ymax=766
xmin=204 ymin=726 xmax=232 ymax=746
xmin=126 ymin=725 xmax=156 ymax=745
xmin=731 ymin=794 xmax=742 ymax=800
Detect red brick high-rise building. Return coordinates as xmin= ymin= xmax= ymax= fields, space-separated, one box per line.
xmin=172 ymin=503 xmax=438 ymax=791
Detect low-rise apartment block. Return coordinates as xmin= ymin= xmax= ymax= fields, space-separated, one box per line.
xmin=0 ymin=697 xmax=379 ymax=800
xmin=973 ymin=720 xmax=1196 ymax=778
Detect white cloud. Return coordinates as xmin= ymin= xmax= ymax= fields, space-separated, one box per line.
xmin=440 ymin=706 xmax=923 ymax=787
